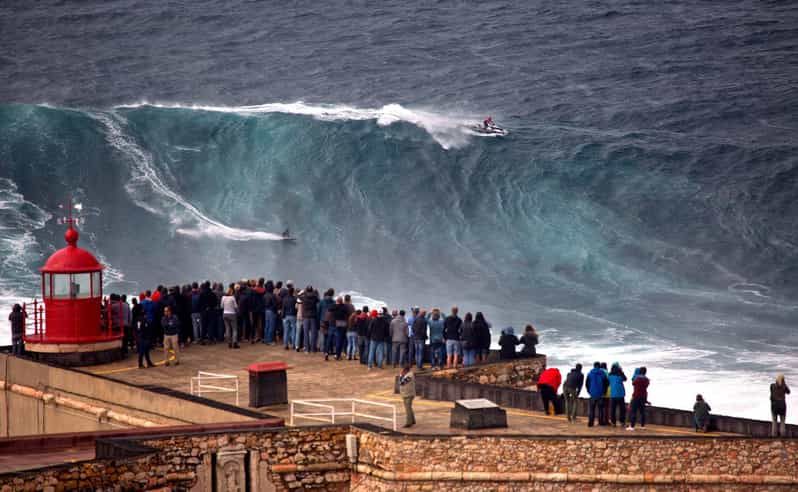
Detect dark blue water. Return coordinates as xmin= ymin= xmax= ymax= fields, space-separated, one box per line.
xmin=1 ymin=0 xmax=797 ymax=419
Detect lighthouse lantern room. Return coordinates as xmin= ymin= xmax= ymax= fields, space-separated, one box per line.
xmin=24 ymin=214 xmax=123 ymax=365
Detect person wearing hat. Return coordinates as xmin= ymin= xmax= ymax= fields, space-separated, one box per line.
xmin=693 ymin=394 xmax=712 ymax=432
xmin=498 ymin=326 xmax=521 ymax=360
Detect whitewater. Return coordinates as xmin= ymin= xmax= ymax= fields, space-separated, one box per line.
xmin=2 ymin=0 xmax=798 ymax=424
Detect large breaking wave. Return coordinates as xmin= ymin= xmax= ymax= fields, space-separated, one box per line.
xmin=1 ymin=100 xmax=797 ymax=421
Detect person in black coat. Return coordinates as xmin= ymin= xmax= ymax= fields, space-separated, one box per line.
xmin=461 ymin=312 xmax=478 ymax=366
xmin=474 ymin=312 xmax=492 ymax=363
xmin=519 ymin=324 xmax=539 ymax=357
xmin=498 ymin=326 xmax=521 ymax=360
xmin=9 ymin=304 xmax=26 ymax=355
xmin=132 ymin=298 xmax=154 ymax=368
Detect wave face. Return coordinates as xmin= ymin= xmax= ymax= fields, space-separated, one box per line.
xmin=2 ymin=0 xmax=798 ymax=420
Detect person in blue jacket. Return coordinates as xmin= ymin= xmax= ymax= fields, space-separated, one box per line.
xmin=608 ymin=362 xmax=628 ymax=426
xmin=585 ymin=361 xmax=609 ymax=427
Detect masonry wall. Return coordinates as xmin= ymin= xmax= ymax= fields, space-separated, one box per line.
xmin=428 ymin=355 xmax=546 ymax=389
xmin=352 ymin=430 xmax=798 ymax=490
xmin=2 ymin=425 xmax=797 ymax=491
xmin=0 ymin=426 xmax=351 ymax=491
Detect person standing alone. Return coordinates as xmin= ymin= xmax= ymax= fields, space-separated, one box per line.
xmin=161 ymin=306 xmax=180 ymax=366
xmin=8 ymin=304 xmax=26 ymax=356
xmin=399 ymin=365 xmax=416 ymax=428
xmin=770 ymin=374 xmax=791 ymax=437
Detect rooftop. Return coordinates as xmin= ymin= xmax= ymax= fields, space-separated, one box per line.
xmin=84 ymin=342 xmax=729 ymax=438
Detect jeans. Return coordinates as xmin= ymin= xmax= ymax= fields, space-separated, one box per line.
xmin=263 ymin=310 xmax=276 ymax=344
xmin=201 ymin=309 xmax=214 ymax=341
xmin=611 ymin=397 xmax=626 ymax=426
xmin=294 ymin=318 xmax=303 ymax=348
xmin=136 ymin=336 xmax=153 ymax=367
xmin=283 ymin=315 xmax=296 ymax=348
xmin=564 ymin=389 xmax=579 ymax=422
xmin=251 ymin=311 xmax=263 ymax=341
xmin=392 ymin=342 xmax=408 ymax=367
xmin=772 ymin=412 xmax=787 ymax=437
xmin=191 ymin=313 xmax=202 ymax=341
xmin=358 ymin=336 xmax=369 ymax=364
xmin=445 ymin=339 xmax=461 ymax=357
xmin=430 ymin=342 xmax=445 ymax=368
xmin=11 ymin=337 xmax=23 ymax=356
xmin=303 ymin=318 xmax=318 ymax=352
xmin=223 ymin=313 xmax=238 ymax=344
xmin=463 ymin=348 xmax=477 ymax=366
xmin=588 ymin=397 xmax=602 ymax=426
xmin=324 ymin=326 xmax=335 ymax=355
xmin=368 ymin=340 xmax=386 ymax=368
xmin=334 ymin=327 xmax=347 ymax=357
xmin=346 ymin=331 xmax=358 ymax=359
xmin=629 ymin=398 xmax=646 ymax=428
xmin=414 ymin=340 xmax=426 ymax=369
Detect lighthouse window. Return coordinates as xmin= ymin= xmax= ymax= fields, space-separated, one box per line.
xmin=91 ymin=271 xmax=102 ymax=297
xmin=51 ymin=273 xmax=92 ymax=299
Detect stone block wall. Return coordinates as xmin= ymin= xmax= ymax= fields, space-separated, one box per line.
xmin=428 ymin=355 xmax=546 ymax=389
xmin=352 ymin=430 xmax=798 ymax=490
xmin=2 ymin=425 xmax=798 ymax=491
xmin=0 ymin=426 xmax=352 ymax=491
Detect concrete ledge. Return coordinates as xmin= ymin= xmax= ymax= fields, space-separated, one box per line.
xmin=413 ymin=372 xmax=798 ymax=438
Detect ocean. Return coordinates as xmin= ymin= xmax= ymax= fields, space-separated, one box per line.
xmin=1 ymin=0 xmax=797 ymax=422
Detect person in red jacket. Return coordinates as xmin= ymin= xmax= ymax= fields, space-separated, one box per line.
xmin=537 ymin=367 xmax=562 ymax=415
xmin=627 ymin=366 xmax=650 ymax=430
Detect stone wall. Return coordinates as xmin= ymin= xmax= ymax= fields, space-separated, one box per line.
xmin=0 ymin=425 xmax=352 ymax=491
xmin=428 ymin=355 xmax=546 ymax=389
xmin=352 ymin=430 xmax=798 ymax=490
xmin=3 ymin=425 xmax=798 ymax=491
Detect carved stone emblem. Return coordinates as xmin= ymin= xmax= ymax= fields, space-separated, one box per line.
xmin=216 ymin=445 xmax=248 ymax=492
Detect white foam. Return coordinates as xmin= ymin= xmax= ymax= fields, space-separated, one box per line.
xmin=0 ymin=178 xmax=51 ymax=345
xmin=91 ymin=112 xmax=283 ymax=242
xmin=339 ymin=291 xmax=388 ymax=312
xmin=114 ymin=101 xmax=499 ymax=150
xmin=548 ymin=337 xmax=797 ymax=424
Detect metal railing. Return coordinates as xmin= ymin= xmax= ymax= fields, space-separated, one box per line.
xmin=190 ymin=371 xmax=240 ymax=406
xmin=290 ymin=398 xmax=397 ymax=431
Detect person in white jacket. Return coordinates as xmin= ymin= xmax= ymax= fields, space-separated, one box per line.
xmin=221 ymin=287 xmax=239 ymax=349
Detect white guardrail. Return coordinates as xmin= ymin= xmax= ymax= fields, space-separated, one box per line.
xmin=290 ymin=399 xmax=397 ymax=431
xmin=190 ymin=371 xmax=240 ymax=406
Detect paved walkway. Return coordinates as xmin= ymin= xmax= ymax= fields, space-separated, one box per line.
xmin=86 ymin=341 xmax=726 ymax=437
xmin=0 ymin=447 xmax=95 ymax=473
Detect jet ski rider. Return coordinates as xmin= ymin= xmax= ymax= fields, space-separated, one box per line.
xmin=483 ymin=116 xmax=494 ymax=129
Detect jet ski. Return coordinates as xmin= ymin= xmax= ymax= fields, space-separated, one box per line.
xmin=470 ymin=123 xmax=508 ymax=136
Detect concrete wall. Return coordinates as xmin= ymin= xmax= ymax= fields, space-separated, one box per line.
xmin=0 ymin=354 xmax=262 ymax=437
xmin=413 ymin=371 xmax=798 ymax=438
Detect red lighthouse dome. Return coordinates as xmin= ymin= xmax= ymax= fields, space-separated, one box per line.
xmin=24 ymin=222 xmax=123 ymax=366
xmin=41 ymin=226 xmax=103 ymax=273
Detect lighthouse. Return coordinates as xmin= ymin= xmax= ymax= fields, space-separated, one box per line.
xmin=23 ymin=217 xmax=123 ymax=365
